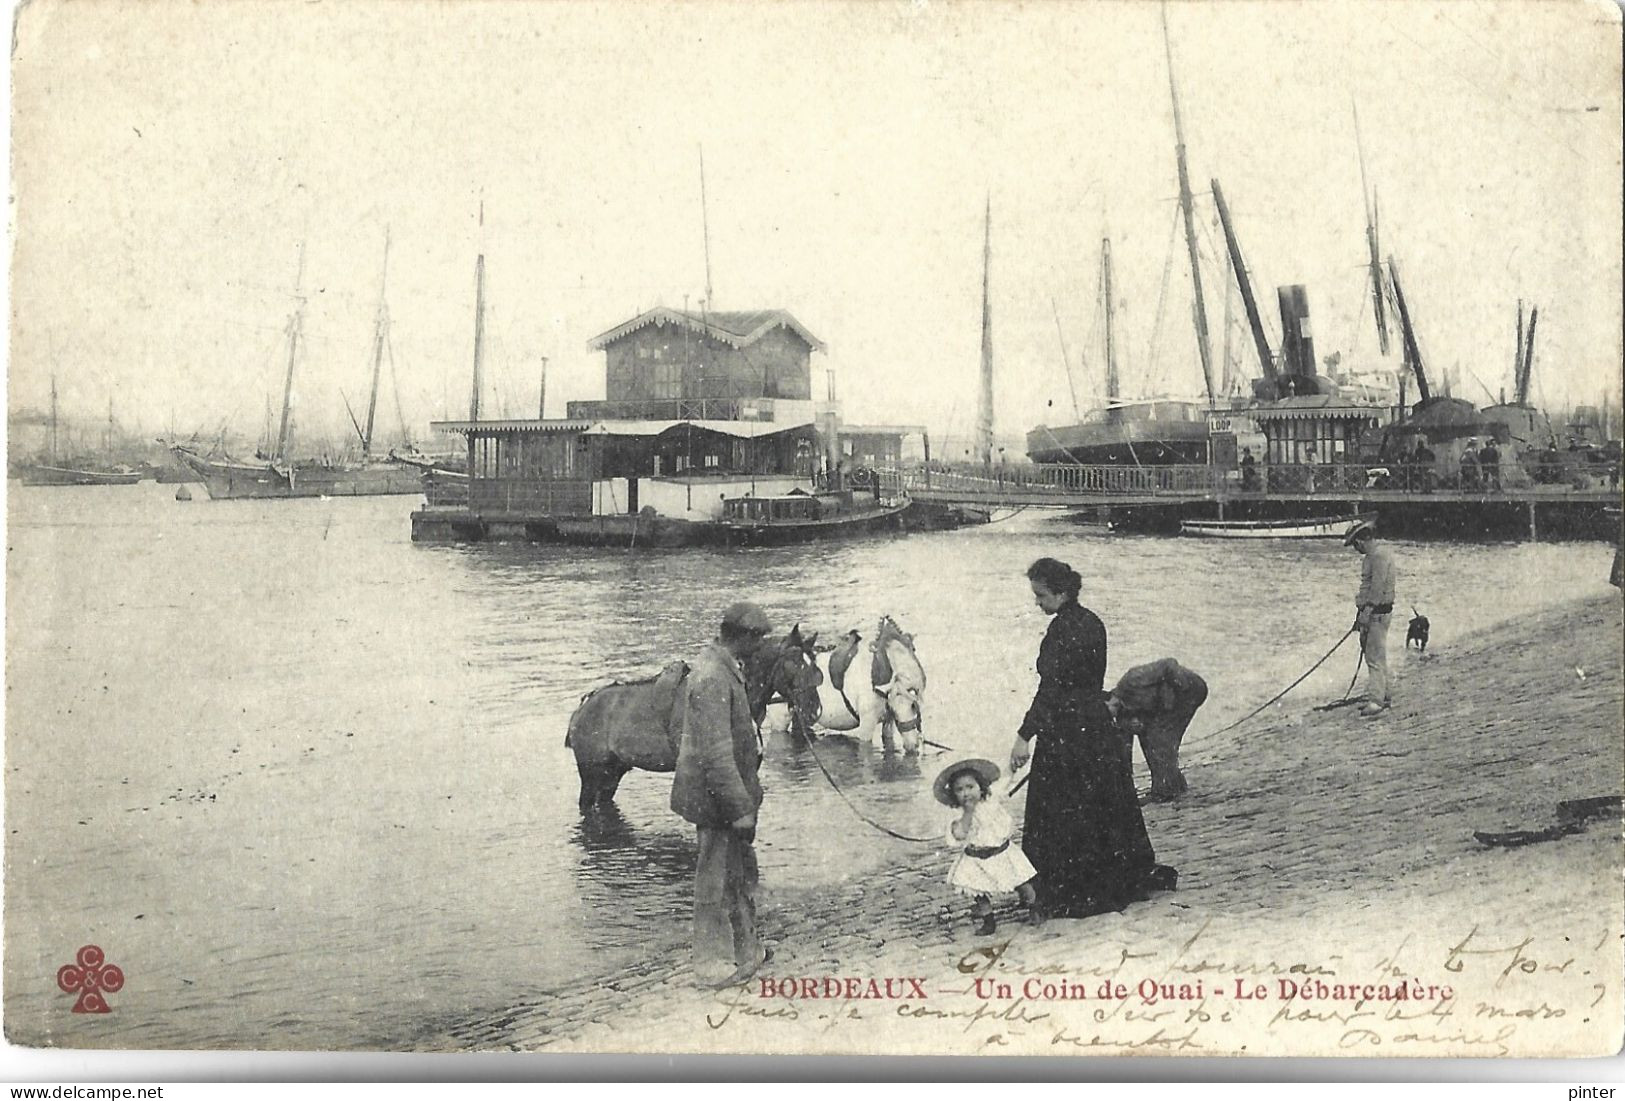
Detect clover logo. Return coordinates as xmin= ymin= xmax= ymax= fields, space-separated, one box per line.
xmin=57 ymin=945 xmax=124 ymax=1013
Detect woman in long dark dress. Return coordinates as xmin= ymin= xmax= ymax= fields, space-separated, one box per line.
xmin=1009 ymin=557 xmax=1164 ymax=917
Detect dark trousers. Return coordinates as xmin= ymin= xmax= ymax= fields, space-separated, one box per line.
xmin=693 ymin=825 xmax=760 ymax=975
xmin=1138 ymin=708 xmax=1197 ymax=797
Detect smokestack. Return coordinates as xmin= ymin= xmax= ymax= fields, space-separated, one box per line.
xmin=1276 ymin=285 xmax=1316 ymax=379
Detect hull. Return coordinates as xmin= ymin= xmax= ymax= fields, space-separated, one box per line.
xmin=1026 ymin=417 xmax=1210 ymax=465
xmin=421 ymin=470 xmax=470 ymax=508
xmin=173 ymin=449 xmax=424 ymax=499
xmin=19 ymin=464 xmax=142 ymax=486
xmin=411 ymin=501 xmax=911 ymax=546
xmin=386 ymin=451 xmax=469 ymax=507
xmin=718 ymin=502 xmax=910 ymax=546
xmin=1181 ymin=513 xmax=1374 ymax=539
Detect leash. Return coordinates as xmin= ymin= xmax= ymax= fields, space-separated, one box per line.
xmin=794 ymin=723 xmax=942 ymax=844
xmin=1007 ymin=629 xmax=1362 ymax=801
xmin=1204 ymin=627 xmax=1358 ymax=737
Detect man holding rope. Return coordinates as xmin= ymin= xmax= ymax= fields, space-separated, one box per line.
xmin=671 ymin=601 xmax=774 ymax=987
xmin=1346 ymin=520 xmax=1397 ymax=717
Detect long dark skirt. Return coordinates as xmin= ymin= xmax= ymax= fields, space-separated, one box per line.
xmin=1020 ymin=719 xmax=1157 ymax=916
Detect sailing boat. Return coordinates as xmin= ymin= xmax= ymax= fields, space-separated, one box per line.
xmin=19 ymin=378 xmax=142 ymax=486
xmin=170 ymin=241 xmax=423 ymax=499
xmin=1025 ymin=8 xmax=1214 ymax=467
xmin=392 ymin=218 xmax=498 ymax=509
xmin=1025 ymin=238 xmax=1213 ymax=465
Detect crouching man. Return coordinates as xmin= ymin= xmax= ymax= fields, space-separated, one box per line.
xmin=1109 ymin=659 xmax=1209 ymax=804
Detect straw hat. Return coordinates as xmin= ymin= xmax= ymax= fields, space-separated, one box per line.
xmin=933 ymin=757 xmax=1002 ymax=806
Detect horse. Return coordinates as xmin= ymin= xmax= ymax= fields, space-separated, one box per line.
xmin=803 ymin=616 xmax=928 ymax=754
xmin=564 ymin=627 xmax=824 ymax=812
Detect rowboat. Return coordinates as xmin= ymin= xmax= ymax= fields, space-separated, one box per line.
xmin=1180 ymin=513 xmax=1375 ymax=539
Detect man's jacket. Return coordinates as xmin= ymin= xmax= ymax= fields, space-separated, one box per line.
xmin=1111 ymin=658 xmax=1208 ymax=718
xmin=671 ymin=641 xmax=763 ymax=827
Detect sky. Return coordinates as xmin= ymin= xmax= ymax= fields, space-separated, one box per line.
xmin=7 ymin=0 xmax=1622 ymax=453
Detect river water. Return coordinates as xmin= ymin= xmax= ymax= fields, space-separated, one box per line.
xmin=4 ymin=481 xmax=1616 ymax=1048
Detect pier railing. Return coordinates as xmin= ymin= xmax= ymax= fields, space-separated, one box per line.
xmin=885 ymin=460 xmax=1622 ymax=502
xmin=893 ymin=464 xmax=1220 ymax=497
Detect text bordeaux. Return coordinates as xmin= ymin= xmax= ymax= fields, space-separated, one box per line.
xmin=759 ymin=977 xmax=929 ymax=1000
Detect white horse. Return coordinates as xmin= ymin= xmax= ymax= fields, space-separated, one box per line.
xmin=805 ymin=617 xmax=928 ymax=753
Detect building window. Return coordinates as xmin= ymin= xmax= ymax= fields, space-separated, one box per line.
xmin=705 ymin=454 xmax=719 ymax=468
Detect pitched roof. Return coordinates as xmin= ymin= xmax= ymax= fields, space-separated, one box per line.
xmin=586 ymin=307 xmax=825 ymax=353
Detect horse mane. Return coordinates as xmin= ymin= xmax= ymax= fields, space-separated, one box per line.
xmin=576 ymin=661 xmax=690 ymax=706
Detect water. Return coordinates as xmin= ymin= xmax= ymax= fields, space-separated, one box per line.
xmin=5 ymin=481 xmax=1616 ymax=1048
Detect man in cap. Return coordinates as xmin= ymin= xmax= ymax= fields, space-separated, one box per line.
xmin=671 ymin=600 xmax=774 ymax=986
xmin=1345 ymin=520 xmax=1397 ymax=717
xmin=1108 ymin=658 xmax=1209 ymax=803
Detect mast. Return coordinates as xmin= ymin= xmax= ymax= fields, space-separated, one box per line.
xmin=974 ymin=194 xmax=994 ymax=465
xmin=274 ymin=243 xmax=306 ymax=464
xmin=469 ymin=206 xmax=486 ymax=423
xmin=700 ymin=145 xmax=714 ymax=309
xmin=1514 ymin=300 xmax=1524 ymax=402
xmin=105 ymin=395 xmax=115 ymax=456
xmin=48 ymin=375 xmax=58 ymax=461
xmin=362 ymin=230 xmax=391 ymax=458
xmin=1211 ymin=179 xmax=1276 ymax=381
xmin=1221 ymin=240 xmax=1234 ymax=396
xmin=1519 ymin=307 xmax=1538 ymax=406
xmin=1102 ymin=238 xmax=1120 ymax=408
xmin=1386 ymin=256 xmax=1429 ymax=403
xmin=1354 ymin=103 xmax=1391 ymax=356
xmin=1162 ymin=3 xmax=1216 ymax=407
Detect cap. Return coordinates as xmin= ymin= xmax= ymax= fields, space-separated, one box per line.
xmin=720 ymin=601 xmax=773 ymax=636
xmin=932 ymin=757 xmax=1002 ymax=806
xmin=1343 ymin=519 xmax=1377 ymax=546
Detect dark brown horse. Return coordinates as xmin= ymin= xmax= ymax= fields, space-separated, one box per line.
xmin=565 ymin=627 xmax=824 ymax=811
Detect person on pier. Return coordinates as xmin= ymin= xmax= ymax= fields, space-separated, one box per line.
xmin=1480 ymin=439 xmax=1502 ymax=492
xmin=1345 ymin=521 xmax=1397 ymax=717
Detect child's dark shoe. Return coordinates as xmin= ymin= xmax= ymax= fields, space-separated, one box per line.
xmin=975 ymin=913 xmax=997 ymax=936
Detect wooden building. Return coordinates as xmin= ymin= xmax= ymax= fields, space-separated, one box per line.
xmin=572 ymin=307 xmax=824 ymax=421
xmin=839 ymin=424 xmax=929 ymax=467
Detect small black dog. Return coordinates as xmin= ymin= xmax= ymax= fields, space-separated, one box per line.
xmin=1407 ymin=607 xmax=1431 ymax=652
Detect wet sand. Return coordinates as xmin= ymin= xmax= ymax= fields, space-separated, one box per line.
xmin=443 ymin=593 xmax=1624 ymax=1057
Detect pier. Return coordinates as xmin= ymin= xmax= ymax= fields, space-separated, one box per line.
xmin=889 ymin=462 xmax=1623 ymax=540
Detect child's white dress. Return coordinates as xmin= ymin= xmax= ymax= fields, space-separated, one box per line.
xmin=945 ymin=796 xmax=1038 ymax=897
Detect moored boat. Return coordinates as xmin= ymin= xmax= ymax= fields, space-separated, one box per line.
xmin=1180 ymin=512 xmax=1376 ymax=539
xmin=178 ymin=238 xmax=425 ymax=500
xmin=718 ymin=490 xmax=910 ymax=546
xmin=18 ymin=463 xmax=142 ymax=486
xmin=16 ymin=379 xmax=143 ymax=486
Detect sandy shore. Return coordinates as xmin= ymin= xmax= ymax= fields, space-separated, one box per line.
xmin=441 ymin=593 xmax=1624 ymax=1057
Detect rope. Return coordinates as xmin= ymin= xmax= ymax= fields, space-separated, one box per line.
xmin=1009 ymin=628 xmax=1358 ymax=799
xmin=794 ymin=724 xmax=941 ymax=843
xmin=1204 ymin=627 xmax=1357 ymax=738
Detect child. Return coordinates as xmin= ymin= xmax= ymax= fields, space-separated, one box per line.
xmin=933 ymin=757 xmax=1041 ymax=935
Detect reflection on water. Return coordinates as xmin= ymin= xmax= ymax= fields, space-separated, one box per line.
xmin=5 ymin=481 xmax=1616 ymax=1048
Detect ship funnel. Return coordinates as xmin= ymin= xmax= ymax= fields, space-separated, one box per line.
xmin=1277 ymin=285 xmax=1317 ymax=379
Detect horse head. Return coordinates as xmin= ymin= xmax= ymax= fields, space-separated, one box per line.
xmin=872 ymin=617 xmax=927 ymax=740
xmin=745 ymin=625 xmax=825 ymax=738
